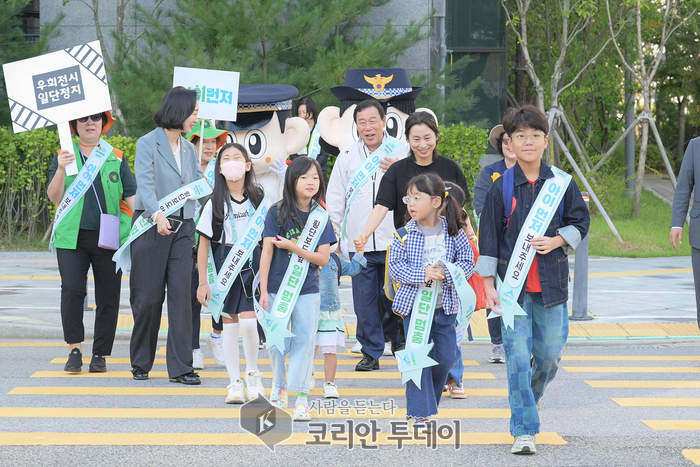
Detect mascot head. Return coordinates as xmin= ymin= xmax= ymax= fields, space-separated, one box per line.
xmin=317 ymin=68 xmax=425 ymax=151
xmin=217 ymin=84 xmax=309 ymax=174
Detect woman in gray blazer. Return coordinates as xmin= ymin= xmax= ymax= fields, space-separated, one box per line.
xmin=129 ymin=86 xmax=206 ymax=384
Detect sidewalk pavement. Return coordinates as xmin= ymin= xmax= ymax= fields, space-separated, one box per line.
xmin=0 ymin=249 xmax=698 ymax=343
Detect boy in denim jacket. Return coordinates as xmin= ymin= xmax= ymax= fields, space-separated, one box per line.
xmin=476 ymin=105 xmax=589 ymax=455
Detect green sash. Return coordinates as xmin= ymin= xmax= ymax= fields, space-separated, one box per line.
xmin=50 ymin=139 xmax=114 ymax=250
xmin=339 ymin=136 xmax=402 ymax=258
xmin=254 ymin=204 xmax=329 ymax=354
xmin=112 ymin=179 xmax=212 ymax=273
xmin=490 ymin=166 xmax=572 ymax=330
xmin=206 ymin=193 xmax=271 ymax=321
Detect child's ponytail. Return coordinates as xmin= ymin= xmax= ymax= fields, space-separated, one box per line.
xmin=442 ymin=192 xmax=463 ymax=237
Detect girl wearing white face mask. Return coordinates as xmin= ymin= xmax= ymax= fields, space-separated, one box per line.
xmin=196 ymin=143 xmax=267 ymax=404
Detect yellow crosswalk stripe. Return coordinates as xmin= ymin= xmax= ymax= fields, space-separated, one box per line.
xmin=8 ymin=386 xmax=508 ymax=397
xmin=562 ymin=366 xmax=700 ymax=373
xmin=0 ymin=431 xmax=567 ymax=446
xmin=683 ymin=449 xmax=700 ymax=464
xmin=48 ymin=357 xmax=481 ymax=366
xmin=30 ymin=370 xmax=496 ymax=380
xmin=0 ymin=407 xmax=511 ymax=419
xmin=612 ymin=398 xmax=700 ymax=407
xmin=586 ymin=381 xmax=700 ymax=388
xmin=642 ymin=420 xmax=700 ymax=430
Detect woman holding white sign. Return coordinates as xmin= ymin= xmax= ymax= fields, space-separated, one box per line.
xmin=129 ymin=86 xmax=207 ymax=385
xmin=47 ymin=110 xmax=136 ymax=373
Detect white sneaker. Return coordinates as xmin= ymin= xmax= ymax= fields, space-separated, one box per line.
xmin=323 ymin=382 xmax=339 ymax=399
xmin=192 ymin=348 xmax=204 ymax=370
xmin=225 ymin=379 xmax=246 ymax=404
xmin=489 ymin=344 xmax=505 ymax=363
xmin=351 ymin=341 xmax=362 ymax=354
xmin=511 ymin=435 xmax=537 ymax=454
xmin=383 ymin=342 xmax=393 ymax=356
xmin=244 ymin=370 xmax=264 ymax=400
xmin=208 ymin=334 xmax=225 ymax=365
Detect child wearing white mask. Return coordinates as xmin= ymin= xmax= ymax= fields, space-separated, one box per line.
xmin=196 ymin=143 xmax=267 ymax=404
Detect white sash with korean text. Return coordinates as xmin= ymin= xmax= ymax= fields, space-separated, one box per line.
xmin=492 ymin=166 xmax=571 ymax=330
xmin=339 ymin=135 xmax=402 ymax=258
xmin=306 ymin=125 xmax=322 ymax=160
xmin=50 ymin=139 xmax=114 ymax=250
xmin=254 ymin=204 xmax=329 ymax=354
xmin=205 ymin=193 xmax=271 ymax=321
xmin=112 ymin=179 xmax=212 ymax=273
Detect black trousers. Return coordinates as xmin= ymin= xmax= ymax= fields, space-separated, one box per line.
xmin=129 ymin=213 xmax=195 ymax=377
xmin=56 ymin=229 xmax=121 ymax=356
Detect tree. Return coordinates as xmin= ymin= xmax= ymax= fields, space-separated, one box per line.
xmin=654 ymin=14 xmax=700 ymax=160
xmin=606 ymin=0 xmax=697 ymax=217
xmin=111 ymin=0 xmax=431 ymax=137
xmin=61 ymin=0 xmax=166 ymax=135
xmin=0 ymin=0 xmax=63 ymax=127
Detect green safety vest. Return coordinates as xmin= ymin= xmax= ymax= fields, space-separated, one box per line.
xmin=53 ymin=141 xmax=132 ymax=249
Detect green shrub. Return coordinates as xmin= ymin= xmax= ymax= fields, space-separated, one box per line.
xmin=437 ymin=123 xmax=489 ymax=201
xmin=105 ymin=134 xmax=137 ymax=172
xmin=0 ymin=126 xmax=59 ymax=242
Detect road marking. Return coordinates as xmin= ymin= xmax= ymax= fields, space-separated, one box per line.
xmin=30 ymin=370 xmax=497 ymax=380
xmin=612 ymin=398 xmax=700 ymax=407
xmin=563 ymin=356 xmax=700 ymax=361
xmin=563 ymin=366 xmax=700 ymax=373
xmin=643 ymin=420 xmax=700 ymax=430
xmin=0 ymin=343 xmax=66 ymax=347
xmin=8 ymin=386 xmax=509 ymax=397
xmin=0 ymin=431 xmax=567 ymax=446
xmin=586 ymin=381 xmax=700 ymax=388
xmin=47 ymin=357 xmax=481 ymax=367
xmin=0 ymin=407 xmax=511 ymax=419
xmin=683 ymin=449 xmax=700 ymax=464
xmin=585 ymin=268 xmax=693 ymax=278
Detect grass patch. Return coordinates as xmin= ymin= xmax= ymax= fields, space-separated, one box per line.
xmin=0 ymin=232 xmax=49 ymax=252
xmin=588 ymin=188 xmax=691 ymax=257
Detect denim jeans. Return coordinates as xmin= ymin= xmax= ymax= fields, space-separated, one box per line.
xmin=268 ymin=292 xmax=320 ymax=394
xmin=447 ymin=315 xmax=468 ymax=385
xmin=404 ymin=309 xmax=459 ymax=419
xmin=502 ymin=292 xmax=568 ymax=436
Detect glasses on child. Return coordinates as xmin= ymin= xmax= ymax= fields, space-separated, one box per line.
xmin=512 ymin=132 xmax=545 ymax=142
xmin=77 ymin=113 xmax=104 ymax=123
xmin=402 ymin=195 xmax=439 ymax=205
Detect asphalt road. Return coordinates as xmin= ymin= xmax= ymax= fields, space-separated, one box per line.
xmin=0 ymin=338 xmax=698 ymax=466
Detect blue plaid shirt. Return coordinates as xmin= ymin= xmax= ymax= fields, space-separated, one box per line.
xmin=388 ymin=217 xmax=474 ymax=317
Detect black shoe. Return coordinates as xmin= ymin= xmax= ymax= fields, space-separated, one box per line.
xmin=64 ymin=348 xmax=82 ymax=373
xmin=89 ymin=355 xmax=107 ymax=373
xmin=355 ymin=355 xmax=379 ymax=371
xmin=132 ymin=367 xmax=149 ymax=380
xmin=391 ymin=341 xmax=405 ymax=356
xmin=170 ymin=372 xmax=201 ymax=385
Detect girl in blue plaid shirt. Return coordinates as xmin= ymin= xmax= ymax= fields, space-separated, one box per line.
xmin=388 ymin=173 xmax=474 ymax=428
